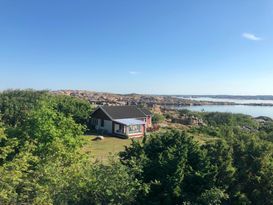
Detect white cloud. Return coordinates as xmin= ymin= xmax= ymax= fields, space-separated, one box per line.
xmin=242 ymin=32 xmax=262 ymax=41
xmin=129 ymin=71 xmax=139 ymax=75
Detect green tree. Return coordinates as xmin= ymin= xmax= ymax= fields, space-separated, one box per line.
xmin=73 ymin=159 xmax=146 ymax=205
xmin=49 ymin=94 xmax=94 ymax=127
xmin=0 ymin=122 xmax=39 ymax=204
xmin=152 ymin=113 xmax=165 ymax=124
xmin=120 ymin=130 xmax=226 ymax=204
xmin=203 ymin=140 xmax=236 ymax=191
xmin=0 ymin=101 xmax=85 ymax=204
xmin=0 ymin=89 xmax=47 ymax=126
xmin=228 ymin=134 xmax=273 ymax=204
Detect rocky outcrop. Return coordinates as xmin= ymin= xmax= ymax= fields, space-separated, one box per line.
xmin=254 ymin=116 xmax=273 ymax=124
xmin=171 ymin=115 xmax=205 ymax=126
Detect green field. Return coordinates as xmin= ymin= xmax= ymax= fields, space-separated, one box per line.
xmin=81 ymin=135 xmax=138 ymax=162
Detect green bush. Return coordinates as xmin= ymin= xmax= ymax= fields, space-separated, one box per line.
xmin=152 ymin=113 xmax=165 ymax=124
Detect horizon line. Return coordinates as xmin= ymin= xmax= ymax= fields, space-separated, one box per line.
xmin=1 ymin=88 xmax=273 ymax=97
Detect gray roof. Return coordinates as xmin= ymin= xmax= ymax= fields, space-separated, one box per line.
xmin=140 ymin=108 xmax=152 ymax=116
xmin=101 ymin=105 xmax=149 ymax=119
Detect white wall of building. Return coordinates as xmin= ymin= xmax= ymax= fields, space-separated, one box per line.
xmin=104 ymin=120 xmax=113 ymax=133
xmin=96 ymin=119 xmax=112 ymax=134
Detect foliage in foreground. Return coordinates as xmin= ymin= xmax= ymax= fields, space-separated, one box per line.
xmin=120 ymin=130 xmax=273 ymax=205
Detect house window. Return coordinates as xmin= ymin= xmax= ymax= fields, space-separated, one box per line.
xmin=101 ymin=119 xmax=104 ymax=127
xmin=128 ymin=125 xmax=142 ymax=134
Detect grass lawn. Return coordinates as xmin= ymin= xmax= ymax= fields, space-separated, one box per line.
xmin=81 ymin=135 xmax=139 ymax=162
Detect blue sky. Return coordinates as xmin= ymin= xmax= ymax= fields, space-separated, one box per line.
xmin=1 ymin=0 xmax=273 ymax=95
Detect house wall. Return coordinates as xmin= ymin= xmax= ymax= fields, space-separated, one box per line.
xmin=96 ymin=119 xmax=113 ymax=134
xmin=104 ymin=120 xmax=113 ymax=133
xmin=94 ymin=119 xmax=145 ymax=138
xmin=146 ymin=115 xmax=152 ymax=128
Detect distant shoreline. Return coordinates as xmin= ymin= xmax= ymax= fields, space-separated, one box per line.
xmin=175 ymin=96 xmax=273 ymax=107
xmin=175 ymin=95 xmax=273 ymax=101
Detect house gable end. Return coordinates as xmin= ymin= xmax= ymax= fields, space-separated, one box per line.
xmin=91 ymin=107 xmax=112 ymax=120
